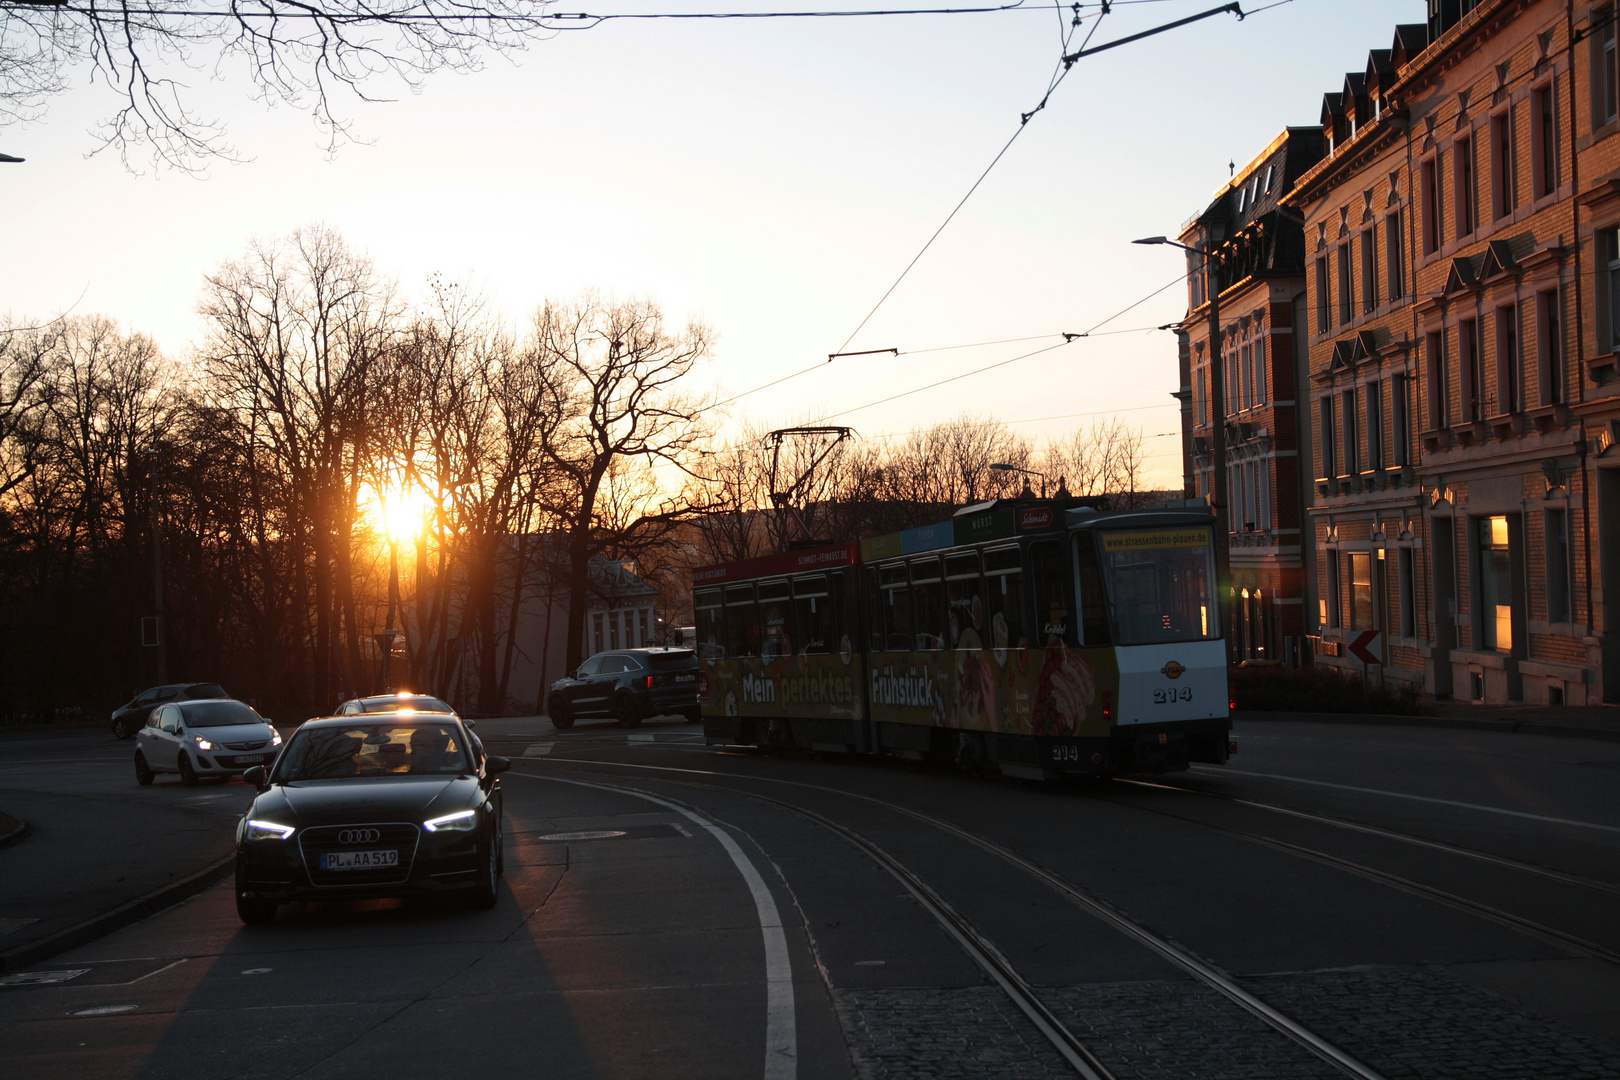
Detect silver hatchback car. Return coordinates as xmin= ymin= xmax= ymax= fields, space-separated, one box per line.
xmin=134 ymin=699 xmax=282 ymax=786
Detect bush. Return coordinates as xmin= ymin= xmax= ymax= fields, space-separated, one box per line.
xmin=1232 ymin=663 xmax=1428 ymax=716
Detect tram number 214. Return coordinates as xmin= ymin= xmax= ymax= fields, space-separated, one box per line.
xmin=1152 ymin=686 xmax=1194 ymax=704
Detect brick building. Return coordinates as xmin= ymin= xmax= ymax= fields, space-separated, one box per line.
xmin=1281 ymin=0 xmax=1607 ymax=705
xmin=1177 ymin=128 xmax=1324 ymax=664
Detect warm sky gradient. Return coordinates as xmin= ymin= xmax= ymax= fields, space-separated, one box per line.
xmin=2 ymin=0 xmax=1421 ymax=488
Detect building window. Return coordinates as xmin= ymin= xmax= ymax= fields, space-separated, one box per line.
xmin=1258 ymin=459 xmax=1271 ymax=530
xmin=1326 ymin=551 xmax=1342 ymax=628
xmin=1460 ymin=318 xmax=1482 ymax=422
xmin=1478 ymin=515 xmax=1513 ymax=652
xmin=1547 ymin=508 xmax=1571 ymax=623
xmin=1491 ymin=111 xmax=1515 ymax=220
xmin=1196 ymin=365 xmax=1207 ymax=425
xmin=1397 ymin=547 xmax=1416 ymax=638
xmin=1539 ymin=288 xmax=1563 ymax=405
xmin=1421 ymin=156 xmax=1442 ymax=254
xmin=1367 ymin=380 xmax=1384 ymax=470
xmin=1532 ymin=83 xmax=1557 ymax=199
xmin=1240 ymin=343 xmax=1253 ymax=410
xmin=1263 ymin=165 xmax=1275 ymax=193
xmin=1341 ymin=386 xmax=1359 ymax=475
xmin=1425 ymin=329 xmax=1447 ymax=429
xmin=1392 ymin=373 xmax=1411 ymax=467
xmin=1598 ymin=8 xmax=1618 ymax=126
xmin=1607 ymin=229 xmax=1620 ymax=353
xmin=1386 ymin=211 xmax=1406 ymax=299
xmin=1316 ymin=256 xmax=1331 ymax=331
xmin=1360 ymin=228 xmax=1378 ymax=312
xmin=1455 ymin=136 xmax=1476 ymax=238
xmin=1495 ymin=303 xmax=1521 ymax=414
xmin=1337 ymin=244 xmax=1354 ymax=323
xmin=1254 ymin=337 xmax=1267 ymax=405
xmin=592 ymin=612 xmax=605 ymax=654
xmin=1350 ymin=552 xmax=1374 ymax=631
xmin=1319 ymin=396 xmax=1336 ymax=479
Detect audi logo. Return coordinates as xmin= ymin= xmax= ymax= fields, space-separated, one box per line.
xmin=338 ymin=828 xmax=381 ymax=845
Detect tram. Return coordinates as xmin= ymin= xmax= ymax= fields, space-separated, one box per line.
xmin=692 ymin=499 xmax=1231 ymax=777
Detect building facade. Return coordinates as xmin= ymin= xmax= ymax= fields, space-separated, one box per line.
xmin=1178 ymin=128 xmax=1324 ymax=665
xmin=1280 ymin=0 xmax=1614 ymax=705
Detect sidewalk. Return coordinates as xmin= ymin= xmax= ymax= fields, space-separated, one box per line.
xmin=1237 ymin=701 xmax=1620 ymax=743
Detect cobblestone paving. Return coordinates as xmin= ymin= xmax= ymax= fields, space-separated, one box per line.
xmin=1250 ymin=965 xmax=1620 ymax=1080
xmin=832 ymin=967 xmax=1620 ymax=1079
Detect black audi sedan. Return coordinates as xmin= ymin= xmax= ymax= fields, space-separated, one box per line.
xmin=233 ymin=713 xmax=509 ymax=924
xmin=547 ymin=647 xmax=701 ymax=729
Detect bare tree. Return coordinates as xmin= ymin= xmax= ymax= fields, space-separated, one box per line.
xmin=533 ymin=293 xmax=713 ymax=672
xmin=1041 ymin=417 xmax=1146 ymax=505
xmin=1 ymin=0 xmax=551 ymax=170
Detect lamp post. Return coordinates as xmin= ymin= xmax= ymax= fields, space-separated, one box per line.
xmin=989 ymin=462 xmax=1050 ymax=498
xmin=146 ymin=449 xmax=167 ymax=684
xmin=1133 ymin=235 xmax=1233 ymax=662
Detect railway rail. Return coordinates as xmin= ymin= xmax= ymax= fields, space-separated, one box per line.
xmin=514 ymin=753 xmax=1393 ymax=1079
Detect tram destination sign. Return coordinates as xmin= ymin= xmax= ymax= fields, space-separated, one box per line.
xmin=1101 ymin=528 xmax=1212 ymax=552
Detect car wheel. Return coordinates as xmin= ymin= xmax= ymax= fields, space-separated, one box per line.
xmin=613 ymin=693 xmax=642 ymax=729
xmin=236 ymin=869 xmax=278 ymax=925
xmin=112 ymin=717 xmax=133 ymax=740
xmin=470 ymin=842 xmax=498 ymax=909
xmin=494 ymin=813 xmax=505 ymax=878
xmin=134 ymin=751 xmax=154 ymax=786
xmin=178 ymin=753 xmax=200 ymax=787
xmin=550 ymin=700 xmax=574 ymax=731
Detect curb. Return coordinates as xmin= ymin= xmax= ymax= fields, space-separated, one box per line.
xmin=1236 ymin=710 xmax=1620 ymax=743
xmin=0 ymin=815 xmax=26 ymax=848
xmin=0 ymin=853 xmax=235 ymax=974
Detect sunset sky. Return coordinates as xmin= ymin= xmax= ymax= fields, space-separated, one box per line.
xmin=1 ymin=0 xmax=1420 ymax=488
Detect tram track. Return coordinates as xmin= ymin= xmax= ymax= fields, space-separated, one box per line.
xmin=516 ymin=754 xmax=1390 ymax=1080
xmin=1118 ymin=775 xmax=1620 ymax=899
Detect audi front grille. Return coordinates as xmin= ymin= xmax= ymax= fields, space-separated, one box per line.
xmin=299 ymin=822 xmax=421 ymax=887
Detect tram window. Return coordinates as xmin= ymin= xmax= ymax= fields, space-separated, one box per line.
xmin=864 ymin=566 xmax=885 ymax=651
xmin=1030 ymin=540 xmax=1075 ymax=645
xmin=792 ymin=575 xmax=833 ymax=654
xmin=1072 ymin=536 xmax=1111 ymax=647
xmin=695 ymin=588 xmax=725 ymax=659
xmin=1098 ymin=527 xmax=1217 ymax=644
xmin=911 ymin=556 xmax=947 ymax=651
xmin=879 ymin=562 xmax=914 ymax=651
xmin=944 ymin=551 xmax=986 ymax=649
xmin=724 ymin=584 xmax=760 ymax=657
xmin=984 ymin=545 xmax=1029 ymax=653
xmin=758 ymin=579 xmax=792 ymax=659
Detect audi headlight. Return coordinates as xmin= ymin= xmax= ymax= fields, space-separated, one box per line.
xmin=194 ymin=737 xmax=215 ymax=751
xmin=423 ymin=809 xmax=478 ymax=833
xmin=244 ymin=819 xmax=295 ymax=841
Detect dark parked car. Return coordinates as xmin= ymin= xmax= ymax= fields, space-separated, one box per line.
xmin=547 ymin=647 xmax=701 ymax=730
xmin=233 ymin=712 xmax=508 ymax=924
xmin=111 ymin=682 xmax=229 ymax=740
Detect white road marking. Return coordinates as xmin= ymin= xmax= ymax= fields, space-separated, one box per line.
xmin=1 ymin=969 xmax=88 ymax=986
xmin=1197 ymin=765 xmax=1620 ymax=835
xmin=627 ymin=733 xmax=656 ymax=743
xmin=514 ymin=772 xmax=796 ymax=1080
xmin=523 ymin=744 xmax=553 ymax=757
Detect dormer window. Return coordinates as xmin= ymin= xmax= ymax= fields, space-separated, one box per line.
xmin=1263 ymin=166 xmax=1275 ymax=194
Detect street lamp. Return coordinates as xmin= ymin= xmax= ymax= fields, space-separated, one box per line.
xmin=989 ymin=462 xmax=1049 ymax=498
xmin=1133 ymin=234 xmax=1233 ymax=660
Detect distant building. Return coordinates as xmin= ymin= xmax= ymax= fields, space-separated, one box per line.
xmin=1177 ymin=127 xmax=1325 ymax=664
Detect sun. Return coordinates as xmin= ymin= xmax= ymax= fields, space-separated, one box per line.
xmin=362 ymin=483 xmax=431 ymax=543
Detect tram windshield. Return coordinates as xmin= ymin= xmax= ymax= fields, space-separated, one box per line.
xmin=1094 ymin=526 xmax=1218 ymax=644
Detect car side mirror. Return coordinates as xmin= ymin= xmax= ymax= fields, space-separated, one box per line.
xmin=486 ymin=755 xmax=510 ymax=775
xmin=174 ymin=725 xmax=185 ymax=736
xmin=463 ymin=718 xmax=477 ymax=729
xmin=242 ymin=766 xmax=269 ymax=791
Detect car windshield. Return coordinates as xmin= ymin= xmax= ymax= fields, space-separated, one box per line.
xmin=180 ymin=700 xmax=264 ymax=727
xmin=275 ymin=724 xmax=469 ymax=781
xmin=645 ymin=651 xmax=696 ymax=670
xmin=361 ymin=696 xmax=453 ymax=714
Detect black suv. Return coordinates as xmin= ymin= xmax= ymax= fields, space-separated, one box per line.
xmin=547 ymin=648 xmax=701 ymax=730
xmin=111 ymin=682 xmax=230 ymax=740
